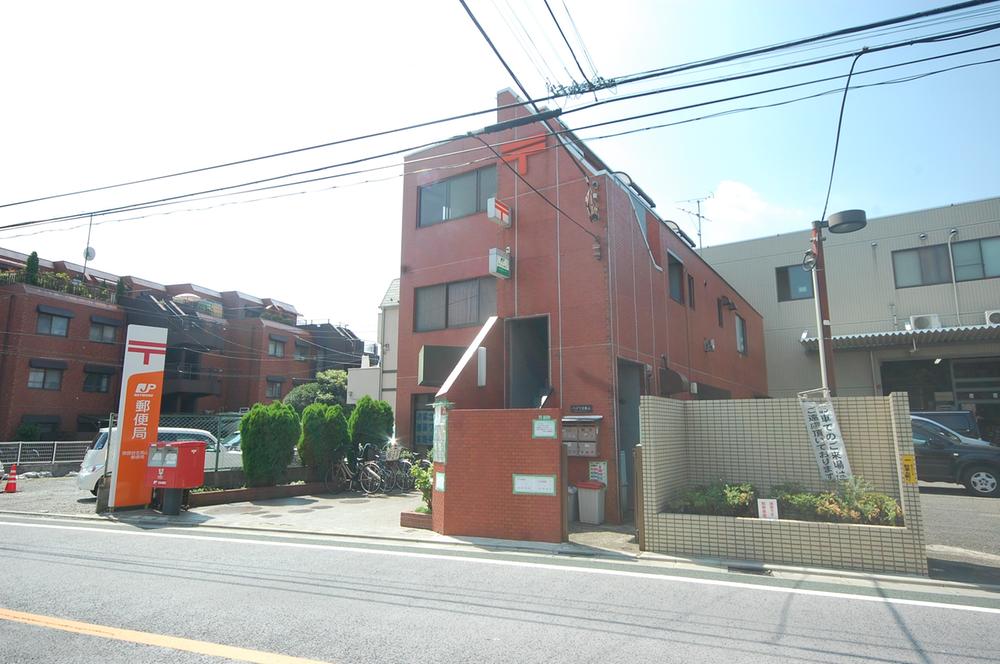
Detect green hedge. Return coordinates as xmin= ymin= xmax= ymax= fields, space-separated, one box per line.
xmin=297 ymin=403 xmax=349 ymax=474
xmin=239 ymin=402 xmax=300 ymax=487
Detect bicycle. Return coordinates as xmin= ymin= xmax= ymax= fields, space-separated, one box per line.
xmin=324 ymin=451 xmax=383 ymax=495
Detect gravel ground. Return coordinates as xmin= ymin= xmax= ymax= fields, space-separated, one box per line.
xmin=0 ymin=474 xmax=99 ymax=515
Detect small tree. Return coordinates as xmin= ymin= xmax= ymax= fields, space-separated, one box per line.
xmin=348 ymin=395 xmax=393 ymax=447
xmin=284 ymin=382 xmax=321 ymax=414
xmin=25 ymin=251 xmax=39 ymax=285
xmin=316 ymin=369 xmax=348 ymax=406
xmin=239 ymin=401 xmax=300 ymax=487
xmin=115 ymin=278 xmax=127 ymax=301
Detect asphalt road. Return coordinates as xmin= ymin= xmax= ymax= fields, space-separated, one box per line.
xmin=2 ymin=515 xmax=999 ymax=664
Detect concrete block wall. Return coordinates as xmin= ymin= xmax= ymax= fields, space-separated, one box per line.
xmin=432 ymin=408 xmax=564 ymax=543
xmin=639 ymin=393 xmax=927 ymax=575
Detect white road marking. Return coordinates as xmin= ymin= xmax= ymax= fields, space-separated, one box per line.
xmin=5 ymin=519 xmax=999 ymax=615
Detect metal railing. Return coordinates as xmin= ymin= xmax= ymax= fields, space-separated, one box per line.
xmin=0 ymin=441 xmax=92 ymax=466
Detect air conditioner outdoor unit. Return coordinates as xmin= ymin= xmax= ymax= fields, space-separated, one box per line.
xmin=986 ymin=310 xmax=1000 ymax=326
xmin=909 ymin=314 xmax=942 ymax=330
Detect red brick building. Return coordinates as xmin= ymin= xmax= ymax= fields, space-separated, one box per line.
xmin=396 ymin=91 xmax=767 ymax=523
xmin=0 ymin=248 xmax=365 ymax=440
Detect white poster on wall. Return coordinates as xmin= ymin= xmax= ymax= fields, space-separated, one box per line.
xmin=798 ymin=389 xmax=853 ymax=482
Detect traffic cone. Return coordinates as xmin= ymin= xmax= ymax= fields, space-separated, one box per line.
xmin=4 ymin=464 xmax=17 ymax=493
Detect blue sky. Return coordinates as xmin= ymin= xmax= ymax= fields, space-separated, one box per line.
xmin=0 ymin=1 xmax=997 ymax=339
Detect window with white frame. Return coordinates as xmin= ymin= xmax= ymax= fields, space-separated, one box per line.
xmin=266 ymin=381 xmax=283 ymax=398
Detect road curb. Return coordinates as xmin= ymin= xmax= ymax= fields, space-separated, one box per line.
xmin=4 ymin=508 xmax=998 ymax=592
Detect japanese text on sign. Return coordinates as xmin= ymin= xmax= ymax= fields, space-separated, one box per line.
xmin=901 ymin=454 xmax=917 ymax=485
xmin=757 ymin=498 xmax=779 ymax=520
xmin=798 ymin=389 xmax=853 ymax=482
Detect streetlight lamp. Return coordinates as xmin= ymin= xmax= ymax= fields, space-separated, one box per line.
xmin=805 ymin=209 xmax=867 ymax=396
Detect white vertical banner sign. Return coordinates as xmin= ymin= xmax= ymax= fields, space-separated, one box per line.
xmin=108 ymin=325 xmax=169 ymax=508
xmin=798 ymin=388 xmax=853 ymax=482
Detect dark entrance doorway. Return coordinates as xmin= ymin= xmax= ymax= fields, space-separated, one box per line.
xmin=507 ymin=316 xmax=550 ymax=408
xmin=617 ymin=359 xmax=644 ymax=515
xmin=881 ymin=357 xmax=1000 ymax=444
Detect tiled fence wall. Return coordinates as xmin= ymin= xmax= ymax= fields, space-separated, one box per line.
xmin=639 ymin=394 xmax=927 ymax=575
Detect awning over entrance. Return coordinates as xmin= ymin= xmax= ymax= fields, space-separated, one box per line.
xmin=801 ymin=323 xmax=1000 ymax=351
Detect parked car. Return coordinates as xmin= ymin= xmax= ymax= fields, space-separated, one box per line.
xmin=911 ymin=415 xmax=992 ymax=448
xmin=77 ymin=427 xmax=241 ymax=495
xmin=911 ymin=418 xmax=1000 ymax=497
xmin=912 ymin=410 xmax=981 ymax=440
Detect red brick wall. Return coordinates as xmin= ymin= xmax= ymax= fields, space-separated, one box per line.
xmin=432 ymin=408 xmax=564 ymax=543
xmin=0 ymin=285 xmax=124 ymax=439
xmin=396 ymin=91 xmax=769 ymax=525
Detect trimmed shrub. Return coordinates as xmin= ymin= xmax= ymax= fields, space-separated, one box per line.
xmin=297 ymin=403 xmax=350 ymax=474
xmin=239 ymin=402 xmax=300 ymax=487
xmin=348 ymin=395 xmax=393 ymax=447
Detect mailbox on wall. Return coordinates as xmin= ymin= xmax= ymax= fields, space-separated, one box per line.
xmin=562 ymin=415 xmax=602 ymax=457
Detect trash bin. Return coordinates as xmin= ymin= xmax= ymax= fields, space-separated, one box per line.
xmin=566 ymin=485 xmax=578 ymax=522
xmin=575 ymin=480 xmax=606 ymax=525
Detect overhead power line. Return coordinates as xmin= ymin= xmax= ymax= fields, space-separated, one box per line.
xmin=543 ymin=0 xmax=594 ymax=87
xmin=3 ymin=38 xmax=998 ymax=237
xmin=3 ymin=0 xmax=993 ymax=213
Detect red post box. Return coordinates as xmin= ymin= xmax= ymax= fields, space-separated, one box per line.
xmin=145 ymin=441 xmax=206 ymax=514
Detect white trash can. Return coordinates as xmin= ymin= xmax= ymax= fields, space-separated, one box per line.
xmin=566 ymin=485 xmax=579 ymax=522
xmin=575 ymin=480 xmax=606 ymax=525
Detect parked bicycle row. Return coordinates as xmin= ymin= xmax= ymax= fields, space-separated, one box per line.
xmin=324 ymin=442 xmax=431 ymax=495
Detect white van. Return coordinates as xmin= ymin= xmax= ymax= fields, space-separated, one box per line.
xmin=77 ymin=427 xmax=241 ymax=494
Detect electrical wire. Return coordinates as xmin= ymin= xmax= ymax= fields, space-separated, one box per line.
xmin=2 ymin=0 xmax=994 ymax=213
xmin=543 ymin=0 xmax=593 ymax=87
xmin=819 ymin=50 xmax=867 ymax=223
xmin=3 ymin=38 xmax=998 ymax=236
xmin=468 ymin=133 xmax=598 ymax=241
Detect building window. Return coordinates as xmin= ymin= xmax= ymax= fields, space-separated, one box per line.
xmin=83 ymin=372 xmax=110 ymax=393
xmin=418 ymin=166 xmax=497 ymax=227
xmin=687 ymin=274 xmax=696 ymax=309
xmin=37 ymin=313 xmax=70 ymax=337
xmin=952 ymin=236 xmax=1000 ymax=282
xmin=89 ymin=323 xmax=117 ymax=343
xmin=668 ymin=255 xmax=684 ymax=304
xmin=735 ymin=314 xmax=748 ymax=355
xmin=414 ymin=278 xmax=497 ymax=332
xmin=28 ymin=368 xmax=63 ymax=390
xmin=20 ymin=416 xmax=59 ymax=438
xmin=892 ymin=245 xmax=951 ymax=288
xmin=776 ymin=264 xmax=814 ymax=301
xmin=717 ymin=298 xmax=724 ymax=327
xmin=266 ymin=381 xmax=283 ymax=398
xmin=268 ymin=339 xmax=285 ymax=357
xmin=294 ymin=342 xmax=309 ymax=361
xmin=412 ymin=393 xmax=435 ymax=448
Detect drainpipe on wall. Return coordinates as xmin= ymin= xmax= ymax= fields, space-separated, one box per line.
xmin=947 ymin=228 xmax=961 ymax=326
